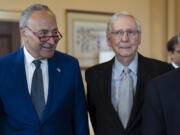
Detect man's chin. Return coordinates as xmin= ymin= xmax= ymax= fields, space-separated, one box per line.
xmin=119 ymin=52 xmax=133 ymax=57
xmin=40 ymin=52 xmax=55 ymax=59
xmin=117 ymin=52 xmax=136 ymax=59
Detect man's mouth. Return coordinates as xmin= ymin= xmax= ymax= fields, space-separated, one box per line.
xmin=41 ymin=44 xmax=56 ymax=49
xmin=42 ymin=46 xmax=54 ymax=49
xmin=119 ymin=46 xmax=131 ymax=49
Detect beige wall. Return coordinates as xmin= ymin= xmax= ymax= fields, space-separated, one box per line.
xmin=176 ymin=0 xmax=180 ymax=34
xmin=0 ymin=0 xmax=179 ymax=61
xmin=150 ymin=0 xmax=167 ymax=60
xmin=0 ymin=0 xmax=161 ymax=60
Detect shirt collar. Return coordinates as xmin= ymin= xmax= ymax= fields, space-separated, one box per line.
xmin=23 ymin=46 xmax=48 ymax=66
xmin=171 ymin=61 xmax=179 ymax=68
xmin=113 ymin=53 xmax=138 ymax=79
xmin=129 ymin=53 xmax=138 ymax=74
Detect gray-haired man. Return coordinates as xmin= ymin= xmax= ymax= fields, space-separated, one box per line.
xmin=0 ymin=4 xmax=89 ymax=135
xmin=85 ymin=12 xmax=172 ymax=135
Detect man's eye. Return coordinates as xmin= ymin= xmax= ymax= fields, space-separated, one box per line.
xmin=127 ymin=31 xmax=134 ymax=34
xmin=127 ymin=30 xmax=137 ymax=35
xmin=52 ymin=31 xmax=58 ymax=35
xmin=38 ymin=31 xmax=48 ymax=36
xmin=115 ymin=31 xmax=123 ymax=35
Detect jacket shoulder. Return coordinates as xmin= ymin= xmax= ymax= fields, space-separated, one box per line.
xmin=86 ymin=58 xmax=114 ymax=74
xmin=0 ymin=49 xmax=22 ymax=65
xmin=54 ymin=51 xmax=78 ymax=62
xmin=140 ymin=55 xmax=168 ymax=65
xmin=139 ymin=55 xmax=172 ymax=70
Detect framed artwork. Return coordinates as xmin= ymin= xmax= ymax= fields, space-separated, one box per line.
xmin=66 ymin=10 xmax=113 ymax=69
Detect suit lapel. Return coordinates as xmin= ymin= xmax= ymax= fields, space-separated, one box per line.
xmin=172 ymin=69 xmax=180 ymax=105
xmin=127 ymin=54 xmax=151 ymax=128
xmin=99 ymin=60 xmax=113 ymax=103
xmin=41 ymin=54 xmax=62 ymax=123
xmin=98 ymin=58 xmax=125 ymax=129
xmin=11 ymin=48 xmax=39 ymax=120
xmin=12 ymin=48 xmax=28 ymax=92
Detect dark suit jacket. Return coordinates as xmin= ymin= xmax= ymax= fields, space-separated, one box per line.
xmin=169 ymin=64 xmax=176 ymax=69
xmin=142 ymin=68 xmax=180 ymax=135
xmin=85 ymin=53 xmax=172 ymax=135
xmin=0 ymin=48 xmax=89 ymax=135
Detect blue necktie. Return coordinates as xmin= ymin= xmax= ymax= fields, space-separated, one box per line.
xmin=31 ymin=60 xmax=45 ymax=120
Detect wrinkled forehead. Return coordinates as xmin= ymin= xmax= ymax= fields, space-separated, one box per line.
xmin=112 ymin=16 xmax=137 ymax=31
xmin=27 ymin=11 xmax=58 ymax=30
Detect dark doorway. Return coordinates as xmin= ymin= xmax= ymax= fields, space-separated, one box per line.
xmin=0 ymin=22 xmax=21 ymax=58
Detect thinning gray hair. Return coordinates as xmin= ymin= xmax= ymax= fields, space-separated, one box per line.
xmin=19 ymin=4 xmax=55 ymax=28
xmin=107 ymin=11 xmax=141 ymax=37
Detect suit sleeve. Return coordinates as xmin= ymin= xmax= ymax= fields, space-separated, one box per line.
xmin=142 ymin=80 xmax=166 ymax=135
xmin=0 ymin=99 xmax=3 ymax=133
xmin=0 ymin=75 xmax=4 ymax=133
xmin=73 ymin=60 xmax=89 ymax=135
xmin=85 ymin=69 xmax=97 ymax=132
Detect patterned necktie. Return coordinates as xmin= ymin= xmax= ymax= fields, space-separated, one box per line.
xmin=31 ymin=60 xmax=45 ymax=120
xmin=118 ymin=67 xmax=133 ymax=128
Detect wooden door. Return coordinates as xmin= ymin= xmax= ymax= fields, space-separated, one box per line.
xmin=0 ymin=22 xmax=20 ymax=58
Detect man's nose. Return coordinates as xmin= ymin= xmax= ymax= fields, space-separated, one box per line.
xmin=47 ymin=36 xmax=56 ymax=44
xmin=121 ymin=32 xmax=129 ymax=41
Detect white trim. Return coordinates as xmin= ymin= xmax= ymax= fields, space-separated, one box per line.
xmin=0 ymin=10 xmax=21 ymax=22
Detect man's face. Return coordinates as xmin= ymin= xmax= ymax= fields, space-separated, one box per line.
xmin=21 ymin=11 xmax=60 ymax=59
xmin=170 ymin=44 xmax=180 ymax=66
xmin=107 ymin=16 xmax=141 ymax=62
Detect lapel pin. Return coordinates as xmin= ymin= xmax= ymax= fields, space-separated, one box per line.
xmin=57 ymin=68 xmax=61 ymax=72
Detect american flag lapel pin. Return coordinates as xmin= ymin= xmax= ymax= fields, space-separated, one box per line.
xmin=57 ymin=68 xmax=61 ymax=72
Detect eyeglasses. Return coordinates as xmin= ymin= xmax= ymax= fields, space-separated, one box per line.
xmin=111 ymin=29 xmax=140 ymax=38
xmin=25 ymin=26 xmax=63 ymax=43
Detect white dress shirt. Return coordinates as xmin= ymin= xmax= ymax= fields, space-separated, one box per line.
xmin=111 ymin=53 xmax=138 ymax=111
xmin=24 ymin=46 xmax=49 ymax=103
xmin=171 ymin=61 xmax=179 ymax=69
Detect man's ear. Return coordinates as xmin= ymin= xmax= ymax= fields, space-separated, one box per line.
xmin=20 ymin=27 xmax=27 ymax=43
xmin=19 ymin=27 xmax=26 ymax=37
xmin=106 ymin=34 xmax=112 ymax=47
xmin=169 ymin=51 xmax=173 ymax=58
xmin=137 ymin=33 xmax=141 ymax=46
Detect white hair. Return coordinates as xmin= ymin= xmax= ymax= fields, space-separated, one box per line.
xmin=19 ymin=4 xmax=55 ymax=28
xmin=107 ymin=11 xmax=141 ymax=37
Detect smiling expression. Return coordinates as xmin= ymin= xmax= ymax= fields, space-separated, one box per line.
xmin=21 ymin=11 xmax=59 ymax=59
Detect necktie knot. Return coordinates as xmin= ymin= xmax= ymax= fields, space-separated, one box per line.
xmin=123 ymin=67 xmax=130 ymax=74
xmin=33 ymin=60 xmax=41 ymax=69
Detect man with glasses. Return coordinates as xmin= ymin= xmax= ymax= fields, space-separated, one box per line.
xmin=167 ymin=34 xmax=180 ymax=69
xmin=0 ymin=4 xmax=89 ymax=135
xmin=85 ymin=12 xmax=172 ymax=135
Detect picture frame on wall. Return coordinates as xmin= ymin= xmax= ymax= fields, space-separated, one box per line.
xmin=66 ymin=10 xmax=114 ymax=69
